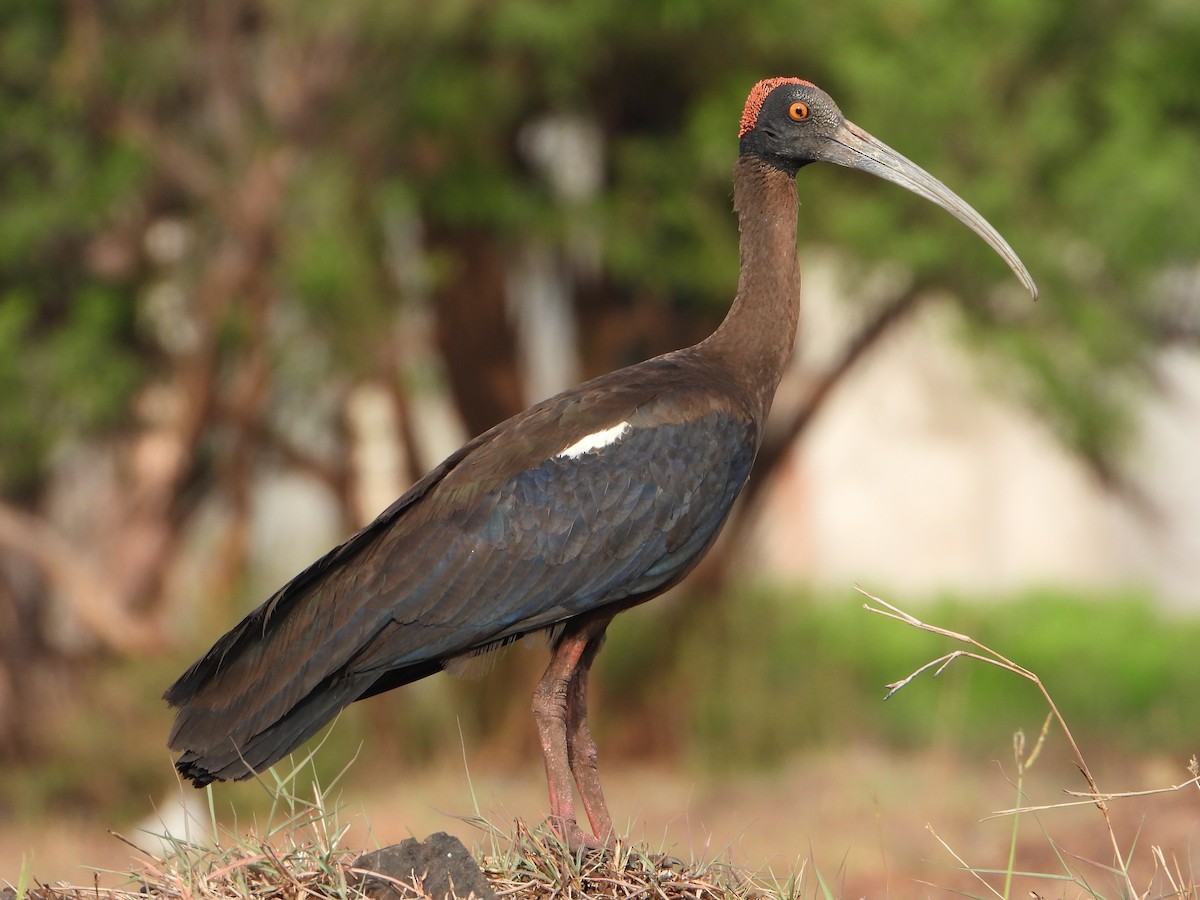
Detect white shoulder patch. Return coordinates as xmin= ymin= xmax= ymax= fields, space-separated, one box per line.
xmin=556 ymin=420 xmax=632 ymax=459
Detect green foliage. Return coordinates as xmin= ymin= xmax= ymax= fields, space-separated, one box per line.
xmin=0 ymin=4 xmax=148 ymax=496
xmin=3 ymin=0 xmax=1198 ymax=495
xmin=608 ymin=587 xmax=1200 ymax=770
xmin=281 ymin=157 xmax=394 ymax=369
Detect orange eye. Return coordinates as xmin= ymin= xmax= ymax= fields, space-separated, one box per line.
xmin=788 ymin=101 xmax=810 ymax=121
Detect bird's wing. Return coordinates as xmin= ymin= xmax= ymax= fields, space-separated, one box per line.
xmin=355 ymin=399 xmax=756 ymax=663
xmin=166 ymin=361 xmax=756 ymax=775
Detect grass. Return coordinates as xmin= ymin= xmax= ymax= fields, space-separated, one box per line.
xmin=11 ymin=712 xmax=821 ymax=900
xmin=476 ymin=818 xmax=785 ymax=900
xmin=13 ymin=786 xmax=814 ymax=900
xmin=19 ymin=788 xmax=357 ymax=900
xmin=861 ymin=589 xmax=1199 ymax=899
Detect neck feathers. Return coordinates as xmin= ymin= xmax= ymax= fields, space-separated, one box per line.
xmin=701 ymin=157 xmax=802 ymax=423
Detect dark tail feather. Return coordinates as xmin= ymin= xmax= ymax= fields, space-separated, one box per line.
xmin=167 ymin=657 xmax=448 ymax=787
xmin=163 ymin=598 xmax=392 ymax=785
xmin=169 ymin=670 xmax=380 ymax=787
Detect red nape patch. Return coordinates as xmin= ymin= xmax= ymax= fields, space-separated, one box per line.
xmin=739 ymin=77 xmax=814 ymax=137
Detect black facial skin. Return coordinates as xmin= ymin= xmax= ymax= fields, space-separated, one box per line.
xmin=739 ymin=82 xmax=845 ymax=176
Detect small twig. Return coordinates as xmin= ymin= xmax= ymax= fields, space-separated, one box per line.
xmin=881 ymin=649 xmax=1015 ymax=699
xmin=859 ymin=587 xmax=1138 ymax=900
xmin=207 ymin=853 xmax=270 ymax=882
xmin=925 ymin=824 xmax=1005 ymax=900
xmin=987 ymin=773 xmax=1200 ymax=817
xmin=106 ymin=831 xmax=157 ymax=859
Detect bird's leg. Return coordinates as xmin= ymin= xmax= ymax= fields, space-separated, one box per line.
xmin=532 ymin=616 xmax=611 ymax=851
xmin=564 ymin=622 xmax=614 ymax=845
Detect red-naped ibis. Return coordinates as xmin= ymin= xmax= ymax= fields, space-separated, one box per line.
xmin=166 ymin=78 xmax=1036 ymax=849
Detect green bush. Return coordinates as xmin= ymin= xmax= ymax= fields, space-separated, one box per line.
xmin=599 ymin=586 xmax=1200 ymax=769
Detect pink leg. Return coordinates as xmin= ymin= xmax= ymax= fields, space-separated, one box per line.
xmin=531 ymin=615 xmax=613 ymax=850
xmin=565 ymin=625 xmax=614 ymax=844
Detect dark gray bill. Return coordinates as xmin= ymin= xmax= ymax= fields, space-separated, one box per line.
xmin=821 ymin=119 xmax=1038 ymax=299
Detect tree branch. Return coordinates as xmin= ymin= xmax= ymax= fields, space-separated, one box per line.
xmin=746 ymin=284 xmax=925 ymax=511
xmin=0 ymin=502 xmax=163 ymax=654
xmin=690 ymin=284 xmax=927 ymax=594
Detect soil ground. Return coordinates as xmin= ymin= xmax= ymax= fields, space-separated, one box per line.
xmin=4 ymin=745 xmax=1197 ymax=898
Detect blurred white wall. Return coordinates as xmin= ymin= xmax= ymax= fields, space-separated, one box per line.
xmin=752 ymin=255 xmax=1200 ymax=608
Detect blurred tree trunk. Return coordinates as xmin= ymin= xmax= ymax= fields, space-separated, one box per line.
xmin=109 ymin=129 xmax=301 ymax=624
xmin=429 ymin=229 xmax=526 ymax=435
xmin=0 ymin=553 xmax=55 ymax=761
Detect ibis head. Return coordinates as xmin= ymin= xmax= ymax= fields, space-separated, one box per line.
xmin=739 ymin=78 xmax=1037 ymax=298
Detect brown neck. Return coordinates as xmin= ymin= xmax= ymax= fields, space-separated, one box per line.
xmin=700 ymin=156 xmax=802 ymax=423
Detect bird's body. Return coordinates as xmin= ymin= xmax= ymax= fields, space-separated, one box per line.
xmin=167 ymin=352 xmax=762 ymax=776
xmin=167 ymin=78 xmax=1035 ymax=849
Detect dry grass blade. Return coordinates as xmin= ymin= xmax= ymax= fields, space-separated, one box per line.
xmin=21 ymin=765 xmax=363 ymax=900
xmin=477 ymin=820 xmax=761 ymax=900
xmin=858 ymin=587 xmax=1139 ymax=900
xmin=987 ymin=772 xmax=1200 ymax=818
xmin=924 ymin=823 xmax=1005 ymax=900
xmin=22 ymin=836 xmax=359 ymax=900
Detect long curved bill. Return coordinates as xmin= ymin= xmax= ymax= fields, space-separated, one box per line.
xmin=821 ymin=119 xmax=1038 ymax=299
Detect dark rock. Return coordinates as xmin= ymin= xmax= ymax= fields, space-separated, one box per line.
xmin=351 ymin=833 xmax=494 ymax=900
